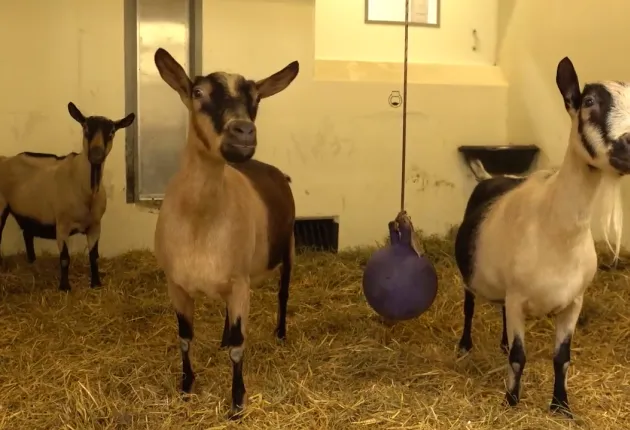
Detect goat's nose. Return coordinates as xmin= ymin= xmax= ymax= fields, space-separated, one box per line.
xmin=227 ymin=120 xmax=256 ymax=142
xmin=88 ymin=146 xmax=105 ymax=163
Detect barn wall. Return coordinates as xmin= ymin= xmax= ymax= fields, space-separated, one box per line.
xmin=315 ymin=0 xmax=498 ymax=65
xmin=0 ymin=0 xmax=506 ymax=257
xmin=498 ymin=0 xmax=630 ymax=247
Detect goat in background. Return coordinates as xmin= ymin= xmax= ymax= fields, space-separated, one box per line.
xmin=0 ymin=103 xmax=135 ymax=290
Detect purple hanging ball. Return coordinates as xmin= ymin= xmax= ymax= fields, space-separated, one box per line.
xmin=362 ymin=216 xmax=438 ymax=321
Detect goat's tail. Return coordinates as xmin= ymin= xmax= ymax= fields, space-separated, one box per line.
xmin=597 ymin=172 xmax=624 ymax=263
xmin=468 ymin=158 xmax=493 ymax=182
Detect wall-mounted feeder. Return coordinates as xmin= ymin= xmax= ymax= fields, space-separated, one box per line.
xmin=458 ymin=144 xmax=540 ymax=176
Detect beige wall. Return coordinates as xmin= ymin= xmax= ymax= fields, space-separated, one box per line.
xmin=316 ymin=0 xmax=499 ymax=65
xmin=0 ymin=0 xmax=506 ymax=257
xmin=497 ymin=0 xmax=630 ymax=246
xmin=0 ymin=0 xmax=157 ymax=258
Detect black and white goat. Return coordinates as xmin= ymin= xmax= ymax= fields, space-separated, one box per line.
xmin=152 ymin=48 xmax=299 ymax=419
xmin=0 ymin=102 xmax=135 ymax=291
xmin=454 ymin=57 xmax=627 ymax=417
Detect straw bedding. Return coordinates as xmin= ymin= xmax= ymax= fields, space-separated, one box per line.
xmin=0 ymin=231 xmax=628 ymax=430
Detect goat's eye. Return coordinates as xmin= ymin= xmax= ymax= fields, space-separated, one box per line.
xmin=584 ymin=97 xmax=595 ymax=107
xmin=255 ymin=95 xmax=261 ymax=104
xmin=192 ymin=88 xmax=204 ymax=99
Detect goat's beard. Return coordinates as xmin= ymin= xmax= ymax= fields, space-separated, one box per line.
xmin=596 ymin=172 xmax=624 ymax=263
xmin=90 ymin=162 xmax=103 ymax=192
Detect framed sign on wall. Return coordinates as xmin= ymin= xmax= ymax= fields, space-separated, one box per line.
xmin=365 ymin=0 xmax=440 ymax=27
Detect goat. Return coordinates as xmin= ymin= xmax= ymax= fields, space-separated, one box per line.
xmin=454 ymin=56 xmax=628 ymax=418
xmin=152 ymin=47 xmax=299 ymax=419
xmin=0 ymin=102 xmax=135 ymax=291
xmin=462 ymin=159 xmax=557 ymax=353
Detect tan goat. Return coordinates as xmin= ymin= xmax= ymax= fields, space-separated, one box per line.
xmin=152 ymin=47 xmax=299 ymax=419
xmin=455 ymin=57 xmax=628 ymax=418
xmin=0 ymin=102 xmax=135 ymax=290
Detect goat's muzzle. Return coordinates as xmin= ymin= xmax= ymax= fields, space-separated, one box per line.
xmin=88 ymin=146 xmax=106 ymax=164
xmin=220 ymin=120 xmax=257 ymax=163
xmin=609 ymin=132 xmax=630 ymax=174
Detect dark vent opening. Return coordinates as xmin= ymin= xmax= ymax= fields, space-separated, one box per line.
xmin=294 ymin=218 xmax=339 ymax=254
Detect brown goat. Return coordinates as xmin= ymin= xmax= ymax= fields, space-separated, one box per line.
xmin=152 ymin=47 xmax=299 ymax=419
xmin=0 ymin=102 xmax=135 ymax=290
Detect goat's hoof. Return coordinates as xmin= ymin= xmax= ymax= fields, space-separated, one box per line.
xmin=180 ymin=376 xmax=195 ymax=397
xmin=457 ymin=347 xmax=470 ymax=357
xmin=180 ymin=393 xmax=194 ymax=402
xmin=274 ymin=327 xmax=286 ymax=341
xmin=228 ymin=404 xmax=245 ymax=420
xmin=59 ymin=283 xmax=71 ymax=292
xmin=90 ymin=280 xmax=102 ymax=288
xmin=457 ymin=339 xmax=472 ymax=356
xmin=550 ymin=399 xmax=572 ymax=418
xmin=504 ymin=391 xmax=520 ymax=407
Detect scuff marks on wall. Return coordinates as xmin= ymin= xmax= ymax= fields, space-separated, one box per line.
xmin=6 ymin=111 xmax=48 ymax=145
xmin=406 ymin=163 xmax=455 ymax=192
xmin=102 ymin=168 xmax=116 ymax=197
xmin=289 ymin=116 xmax=355 ymax=165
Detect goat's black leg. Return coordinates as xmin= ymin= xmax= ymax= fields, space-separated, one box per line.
xmin=458 ymin=289 xmax=475 ymax=354
xmin=23 ymin=231 xmax=36 ymax=263
xmin=220 ymin=306 xmax=230 ymax=348
xmin=226 ymin=279 xmax=250 ymax=420
xmin=550 ymin=296 xmax=583 ymax=419
xmin=88 ymin=240 xmax=101 ymax=288
xmin=170 ymin=281 xmax=195 ymax=395
xmin=0 ymin=208 xmax=9 ymax=263
xmin=58 ymin=242 xmax=71 ymax=291
xmin=275 ymin=243 xmax=293 ymax=341
xmin=56 ymin=225 xmax=72 ymax=291
xmin=504 ymin=300 xmax=526 ymax=407
xmin=86 ymin=224 xmax=102 ymax=288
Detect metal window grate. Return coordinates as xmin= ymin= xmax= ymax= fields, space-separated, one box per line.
xmin=294 ymin=218 xmax=339 ymax=253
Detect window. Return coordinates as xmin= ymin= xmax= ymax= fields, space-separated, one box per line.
xmin=365 ymin=0 xmax=440 ymax=27
xmin=123 ymin=0 xmax=203 ymax=203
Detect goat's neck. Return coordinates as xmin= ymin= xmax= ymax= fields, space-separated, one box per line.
xmin=73 ymin=152 xmax=103 ymax=200
xmin=545 ymin=141 xmax=602 ymax=234
xmin=178 ymin=142 xmax=227 ymax=209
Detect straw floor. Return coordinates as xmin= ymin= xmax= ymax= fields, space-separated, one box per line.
xmin=0 ymin=232 xmax=629 ymax=430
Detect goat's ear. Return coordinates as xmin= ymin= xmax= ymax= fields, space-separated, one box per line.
xmin=256 ymin=61 xmax=300 ymax=99
xmin=68 ymin=102 xmax=86 ymax=124
xmin=154 ymin=48 xmax=192 ymax=106
xmin=115 ymin=113 xmax=136 ymax=130
xmin=556 ymin=57 xmax=581 ymax=114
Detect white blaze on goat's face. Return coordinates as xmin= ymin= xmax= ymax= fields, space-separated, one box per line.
xmin=153 ymin=48 xmax=299 ymax=164
xmin=556 ymin=58 xmax=630 ymax=174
